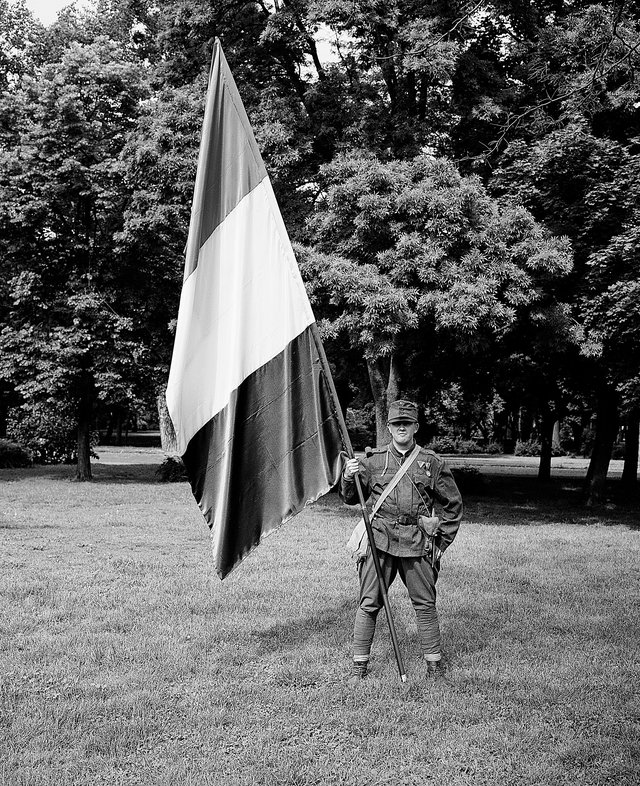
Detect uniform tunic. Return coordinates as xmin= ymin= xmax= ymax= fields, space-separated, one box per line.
xmin=340 ymin=442 xmax=463 ymax=557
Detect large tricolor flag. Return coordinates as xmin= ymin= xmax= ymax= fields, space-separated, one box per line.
xmin=166 ymin=40 xmax=347 ymax=579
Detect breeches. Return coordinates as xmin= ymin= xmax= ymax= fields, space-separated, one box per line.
xmin=353 ymin=550 xmax=441 ymax=660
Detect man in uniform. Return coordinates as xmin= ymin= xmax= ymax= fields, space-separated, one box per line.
xmin=341 ymin=400 xmax=463 ymax=679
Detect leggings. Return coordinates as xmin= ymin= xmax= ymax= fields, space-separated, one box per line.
xmin=353 ymin=550 xmax=441 ymax=661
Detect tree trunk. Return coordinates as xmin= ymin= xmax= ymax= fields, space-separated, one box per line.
xmin=621 ymin=410 xmax=639 ymax=490
xmin=586 ymin=387 xmax=619 ymax=506
xmin=116 ymin=408 xmax=124 ymax=446
xmin=387 ymin=354 xmax=400 ymax=404
xmin=157 ymin=390 xmax=178 ymax=455
xmin=367 ymin=358 xmax=389 ymax=447
xmin=76 ymin=374 xmax=93 ymax=481
xmin=519 ymin=408 xmax=533 ymax=442
xmin=366 ymin=355 xmax=400 ymax=447
xmin=538 ymin=409 xmax=555 ymax=482
xmin=0 ymin=394 xmax=7 ymax=438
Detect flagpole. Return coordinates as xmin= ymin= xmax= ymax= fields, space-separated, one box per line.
xmin=310 ymin=325 xmax=407 ymax=683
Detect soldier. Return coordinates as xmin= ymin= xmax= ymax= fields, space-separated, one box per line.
xmin=341 ymin=399 xmax=463 ymax=680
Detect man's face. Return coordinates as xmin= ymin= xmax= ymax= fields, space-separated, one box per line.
xmin=387 ymin=419 xmax=418 ymax=449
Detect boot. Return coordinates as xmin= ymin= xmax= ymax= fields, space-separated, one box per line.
xmin=426 ymin=658 xmax=446 ymax=679
xmin=349 ymin=660 xmax=368 ymax=680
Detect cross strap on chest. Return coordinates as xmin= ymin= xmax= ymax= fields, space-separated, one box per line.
xmin=369 ymin=443 xmax=422 ymax=519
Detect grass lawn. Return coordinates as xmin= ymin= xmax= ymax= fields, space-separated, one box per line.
xmin=1 ymin=462 xmax=639 ymax=785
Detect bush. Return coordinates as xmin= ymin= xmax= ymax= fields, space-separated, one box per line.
xmin=156 ymin=456 xmax=188 ymax=482
xmin=611 ymin=444 xmax=625 ymax=460
xmin=456 ymin=439 xmax=482 ymax=454
xmin=7 ymin=402 xmax=100 ymax=465
xmin=0 ymin=438 xmax=33 ymax=468
xmin=514 ymin=439 xmax=541 ymax=457
xmin=580 ymin=427 xmax=595 ymax=458
xmin=484 ymin=442 xmax=503 ymax=454
xmin=426 ymin=436 xmax=458 ymax=454
xmin=346 ymin=406 xmax=375 ymax=451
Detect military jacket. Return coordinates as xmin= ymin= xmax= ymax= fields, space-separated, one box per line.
xmin=341 ymin=442 xmax=463 ymax=558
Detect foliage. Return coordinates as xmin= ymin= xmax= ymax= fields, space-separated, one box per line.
xmin=515 ymin=437 xmax=571 ymax=458
xmin=456 ymin=439 xmax=483 ymax=454
xmin=301 ymin=150 xmax=573 ymax=441
xmin=155 ymin=455 xmax=188 ymax=482
xmin=1 ymin=0 xmax=639 ymax=492
xmin=483 ymin=441 xmax=503 ymax=455
xmin=304 ymin=152 xmax=572 ymax=353
xmin=0 ymin=1 xmax=44 ymax=90
xmin=0 ymin=32 xmax=151 ymax=474
xmin=7 ymin=401 xmax=99 ymax=465
xmin=514 ymin=439 xmax=542 ymax=457
xmin=426 ymin=436 xmax=459 ymax=454
xmin=345 ymin=405 xmax=376 ymax=451
xmin=0 ymin=437 xmax=32 ymax=468
xmin=485 ymin=3 xmax=640 ymax=497
xmin=425 ymin=437 xmax=498 ymax=455
xmin=116 ymin=81 xmax=203 ymax=378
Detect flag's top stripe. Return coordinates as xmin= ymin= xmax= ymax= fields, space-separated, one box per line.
xmin=166 ymin=179 xmax=315 ymax=455
xmin=183 ymin=40 xmax=267 ymax=280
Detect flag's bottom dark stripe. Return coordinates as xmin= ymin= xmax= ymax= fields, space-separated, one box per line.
xmin=182 ymin=324 xmax=346 ymax=579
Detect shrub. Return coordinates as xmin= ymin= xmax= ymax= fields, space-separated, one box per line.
xmin=156 ymin=456 xmax=188 ymax=482
xmin=611 ymin=444 xmax=625 ymax=460
xmin=426 ymin=436 xmax=458 ymax=454
xmin=580 ymin=427 xmax=595 ymax=458
xmin=0 ymin=438 xmax=33 ymax=468
xmin=7 ymin=404 xmax=95 ymax=464
xmin=456 ymin=439 xmax=482 ymax=454
xmin=346 ymin=406 xmax=375 ymax=451
xmin=514 ymin=439 xmax=541 ymax=457
xmin=484 ymin=442 xmax=503 ymax=454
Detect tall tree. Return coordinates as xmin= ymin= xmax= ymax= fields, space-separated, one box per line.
xmin=490 ymin=3 xmax=640 ymax=501
xmin=301 ymin=151 xmax=572 ymax=442
xmin=0 ymin=37 xmax=149 ymax=477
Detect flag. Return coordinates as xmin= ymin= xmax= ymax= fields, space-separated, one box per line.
xmin=166 ymin=40 xmax=347 ymax=579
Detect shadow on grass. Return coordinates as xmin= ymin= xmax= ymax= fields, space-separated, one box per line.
xmin=92 ymin=463 xmax=165 ymax=484
xmin=403 ymin=608 xmax=497 ymax=660
xmin=253 ymin=599 xmax=354 ymax=653
xmin=0 ymin=463 xmax=164 ymax=484
xmin=465 ymin=475 xmax=640 ymax=529
xmin=2 ymin=463 xmax=638 ymax=528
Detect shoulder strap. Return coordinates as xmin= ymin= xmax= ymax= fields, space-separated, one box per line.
xmin=370 ymin=444 xmax=421 ymax=518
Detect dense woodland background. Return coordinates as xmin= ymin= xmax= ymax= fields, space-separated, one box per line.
xmin=1 ymin=0 xmax=639 ymax=504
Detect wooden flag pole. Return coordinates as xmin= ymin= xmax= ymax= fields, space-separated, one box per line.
xmin=311 ymin=326 xmax=407 ymax=683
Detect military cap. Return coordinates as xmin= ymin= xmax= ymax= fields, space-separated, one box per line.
xmin=387 ymin=399 xmax=419 ymax=423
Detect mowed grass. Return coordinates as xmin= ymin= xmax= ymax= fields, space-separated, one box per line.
xmin=1 ymin=462 xmax=639 ymax=786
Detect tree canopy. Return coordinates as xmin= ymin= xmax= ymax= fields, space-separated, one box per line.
xmin=1 ymin=0 xmax=638 ymax=502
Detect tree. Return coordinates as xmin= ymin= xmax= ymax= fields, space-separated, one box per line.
xmin=0 ymin=0 xmax=45 ymax=90
xmin=490 ymin=3 xmax=640 ymax=501
xmin=301 ymin=151 xmax=573 ymax=443
xmin=0 ymin=37 xmax=149 ymax=478
xmin=116 ymin=80 xmax=204 ymax=451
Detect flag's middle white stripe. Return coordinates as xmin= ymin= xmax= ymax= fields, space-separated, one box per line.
xmin=166 ymin=178 xmax=315 ymax=454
